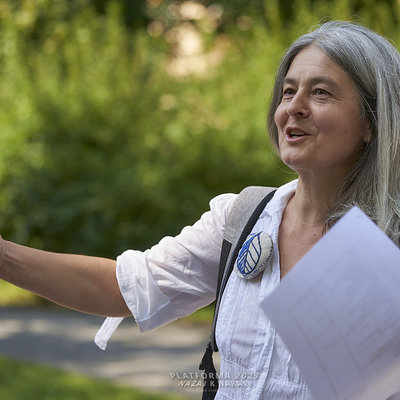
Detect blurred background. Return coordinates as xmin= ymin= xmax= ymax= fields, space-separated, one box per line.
xmin=0 ymin=0 xmax=399 ymax=304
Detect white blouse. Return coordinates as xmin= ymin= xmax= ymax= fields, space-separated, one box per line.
xmin=95 ymin=179 xmax=313 ymax=399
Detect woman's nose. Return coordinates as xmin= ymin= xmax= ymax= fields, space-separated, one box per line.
xmin=286 ymin=93 xmax=310 ymax=118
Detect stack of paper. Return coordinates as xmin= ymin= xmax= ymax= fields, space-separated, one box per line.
xmin=262 ymin=207 xmax=400 ymax=400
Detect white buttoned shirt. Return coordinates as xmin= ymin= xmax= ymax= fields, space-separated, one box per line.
xmin=95 ymin=179 xmax=313 ymax=399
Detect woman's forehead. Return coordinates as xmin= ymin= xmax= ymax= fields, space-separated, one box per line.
xmin=284 ymin=46 xmax=354 ymax=89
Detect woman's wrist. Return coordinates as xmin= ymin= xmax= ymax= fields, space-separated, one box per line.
xmin=0 ymin=236 xmax=6 ymax=276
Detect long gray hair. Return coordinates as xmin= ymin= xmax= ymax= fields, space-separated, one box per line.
xmin=267 ymin=21 xmax=400 ymax=245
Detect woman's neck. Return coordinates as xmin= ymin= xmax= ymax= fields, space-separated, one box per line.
xmin=290 ymin=173 xmax=341 ymax=225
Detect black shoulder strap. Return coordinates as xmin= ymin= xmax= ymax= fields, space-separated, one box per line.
xmin=199 ymin=188 xmax=276 ymax=400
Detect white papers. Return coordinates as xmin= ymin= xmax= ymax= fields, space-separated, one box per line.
xmin=262 ymin=207 xmax=400 ymax=400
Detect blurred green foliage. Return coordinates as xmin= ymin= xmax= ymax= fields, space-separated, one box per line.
xmin=0 ymin=0 xmax=399 ymax=260
xmin=0 ymin=355 xmax=189 ymax=400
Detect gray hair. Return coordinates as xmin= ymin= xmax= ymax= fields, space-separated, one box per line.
xmin=267 ymin=21 xmax=400 ymax=245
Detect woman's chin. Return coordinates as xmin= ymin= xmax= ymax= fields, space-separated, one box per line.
xmin=280 ymin=154 xmax=307 ymax=173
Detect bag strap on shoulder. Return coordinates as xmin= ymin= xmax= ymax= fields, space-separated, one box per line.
xmin=199 ymin=186 xmax=276 ymax=400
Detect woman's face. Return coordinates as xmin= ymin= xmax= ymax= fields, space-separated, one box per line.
xmin=274 ymin=45 xmax=370 ymax=180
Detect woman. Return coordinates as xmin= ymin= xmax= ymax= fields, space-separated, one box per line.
xmin=1 ymin=21 xmax=400 ymax=399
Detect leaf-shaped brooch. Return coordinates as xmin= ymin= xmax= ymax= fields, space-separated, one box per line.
xmin=234 ymin=232 xmax=273 ymax=280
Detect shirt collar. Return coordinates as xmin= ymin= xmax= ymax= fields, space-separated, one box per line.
xmin=262 ymin=179 xmax=298 ymax=218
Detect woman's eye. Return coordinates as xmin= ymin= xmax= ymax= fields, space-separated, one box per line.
xmin=282 ymin=88 xmax=296 ymax=98
xmin=314 ymin=88 xmax=330 ymax=96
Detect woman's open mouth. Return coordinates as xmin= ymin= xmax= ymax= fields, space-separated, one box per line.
xmin=285 ymin=128 xmax=309 ymax=141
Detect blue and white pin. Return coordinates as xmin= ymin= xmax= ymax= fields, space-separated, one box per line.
xmin=234 ymin=232 xmax=273 ymax=279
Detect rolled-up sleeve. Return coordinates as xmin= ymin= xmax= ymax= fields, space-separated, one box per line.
xmin=95 ymin=192 xmax=236 ymax=350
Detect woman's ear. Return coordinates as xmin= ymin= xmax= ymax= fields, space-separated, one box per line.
xmin=362 ymin=121 xmax=372 ymax=144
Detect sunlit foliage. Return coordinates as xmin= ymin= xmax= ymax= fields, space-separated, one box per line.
xmin=0 ymin=0 xmax=398 ymax=258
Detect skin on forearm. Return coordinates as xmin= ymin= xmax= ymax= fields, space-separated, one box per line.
xmin=0 ymin=240 xmax=131 ymax=317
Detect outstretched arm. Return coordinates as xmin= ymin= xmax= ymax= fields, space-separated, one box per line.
xmin=0 ymin=237 xmax=130 ymax=317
